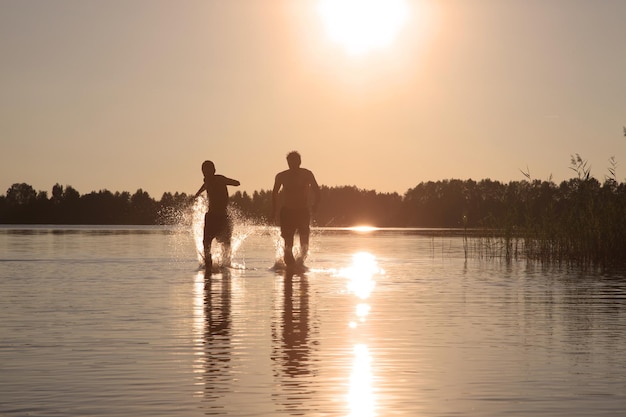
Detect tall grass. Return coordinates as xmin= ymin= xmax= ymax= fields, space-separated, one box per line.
xmin=472 ymin=156 xmax=626 ymax=268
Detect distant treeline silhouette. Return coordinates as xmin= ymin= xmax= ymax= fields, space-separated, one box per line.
xmin=2 ymin=155 xmax=625 ymax=266
xmin=2 ymin=176 xmax=625 ymax=229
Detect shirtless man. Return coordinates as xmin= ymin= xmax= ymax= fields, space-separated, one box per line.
xmin=194 ymin=160 xmax=240 ymax=272
xmin=272 ymin=151 xmax=321 ymax=268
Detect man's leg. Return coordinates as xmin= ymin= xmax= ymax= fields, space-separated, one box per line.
xmin=296 ymin=209 xmax=311 ymax=265
xmin=220 ymin=216 xmax=233 ymax=267
xmin=203 ymin=239 xmax=213 ymax=271
xmin=283 ymin=234 xmax=296 ymax=266
xmin=280 ymin=208 xmax=296 ymax=266
xmin=203 ymin=213 xmax=214 ymax=272
xmin=298 ymin=231 xmax=309 ymax=265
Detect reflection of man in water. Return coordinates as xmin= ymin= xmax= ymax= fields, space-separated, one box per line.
xmin=272 ymin=151 xmax=321 ymax=268
xmin=194 ymin=160 xmax=240 ymax=271
xmin=202 ymin=270 xmax=232 ymax=407
xmin=280 ymin=274 xmax=310 ymax=376
xmin=270 ymin=273 xmax=312 ymax=412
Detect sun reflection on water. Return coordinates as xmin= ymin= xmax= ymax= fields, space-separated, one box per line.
xmin=347 ymin=225 xmax=378 ymax=233
xmin=348 ymin=344 xmax=375 ymax=417
xmin=339 ymin=251 xmax=383 ymax=301
xmin=336 ymin=251 xmax=384 ymax=417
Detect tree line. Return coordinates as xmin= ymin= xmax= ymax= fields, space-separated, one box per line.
xmin=2 ymin=173 xmax=625 ymax=229
xmin=0 ymin=183 xmax=189 ymax=225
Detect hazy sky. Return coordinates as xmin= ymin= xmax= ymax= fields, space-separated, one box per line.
xmin=2 ymin=0 xmax=625 ymax=198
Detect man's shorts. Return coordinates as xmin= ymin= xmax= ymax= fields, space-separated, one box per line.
xmin=204 ymin=212 xmax=233 ymax=246
xmin=280 ymin=207 xmax=310 ymax=239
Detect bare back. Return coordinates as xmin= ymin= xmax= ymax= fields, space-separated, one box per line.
xmin=273 ymin=167 xmax=319 ymax=210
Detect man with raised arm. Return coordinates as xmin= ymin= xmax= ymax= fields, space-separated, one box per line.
xmin=194 ymin=160 xmax=240 ymax=272
xmin=272 ymin=151 xmax=321 ymax=269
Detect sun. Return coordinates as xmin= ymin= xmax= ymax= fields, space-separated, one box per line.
xmin=318 ymin=0 xmax=409 ymax=55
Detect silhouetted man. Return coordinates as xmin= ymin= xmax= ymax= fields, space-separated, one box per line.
xmin=272 ymin=151 xmax=321 ymax=268
xmin=194 ymin=160 xmax=240 ymax=272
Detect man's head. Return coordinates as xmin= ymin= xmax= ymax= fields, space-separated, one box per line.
xmin=201 ymin=160 xmax=216 ymax=177
xmin=286 ymin=151 xmax=301 ymax=169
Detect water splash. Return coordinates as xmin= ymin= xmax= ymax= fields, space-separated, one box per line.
xmin=191 ymin=196 xmax=206 ymax=263
xmin=190 ymin=196 xmax=260 ymax=269
xmin=162 ymin=195 xmax=321 ymax=271
xmin=224 ymin=205 xmax=258 ymax=270
xmin=269 ymin=226 xmax=317 ymax=271
xmin=264 ymin=224 xmax=323 ymax=272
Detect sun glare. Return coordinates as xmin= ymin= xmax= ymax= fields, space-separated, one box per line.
xmin=318 ymin=0 xmax=409 ymax=55
xmin=348 ymin=225 xmax=377 ymax=233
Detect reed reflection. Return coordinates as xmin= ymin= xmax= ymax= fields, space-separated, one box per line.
xmin=337 ymin=252 xmax=384 ymax=417
xmin=192 ymin=270 xmax=232 ymax=414
xmin=272 ymin=271 xmax=315 ymax=414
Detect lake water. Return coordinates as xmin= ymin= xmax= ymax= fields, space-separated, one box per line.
xmin=1 ymin=224 xmax=626 ymax=416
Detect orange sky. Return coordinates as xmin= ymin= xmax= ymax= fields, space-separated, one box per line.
xmin=1 ymin=0 xmax=625 ymax=198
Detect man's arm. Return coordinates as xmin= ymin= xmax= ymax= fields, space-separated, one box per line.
xmin=309 ymin=171 xmax=321 ymax=212
xmin=271 ymin=174 xmax=282 ymax=221
xmin=224 ymin=177 xmax=240 ymax=187
xmin=194 ymin=184 xmax=206 ymax=199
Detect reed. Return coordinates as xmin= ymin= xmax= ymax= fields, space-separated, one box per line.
xmin=469 ymin=157 xmax=626 ymax=268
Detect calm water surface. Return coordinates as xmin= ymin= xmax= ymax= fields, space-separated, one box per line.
xmin=1 ymin=225 xmax=625 ymax=416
